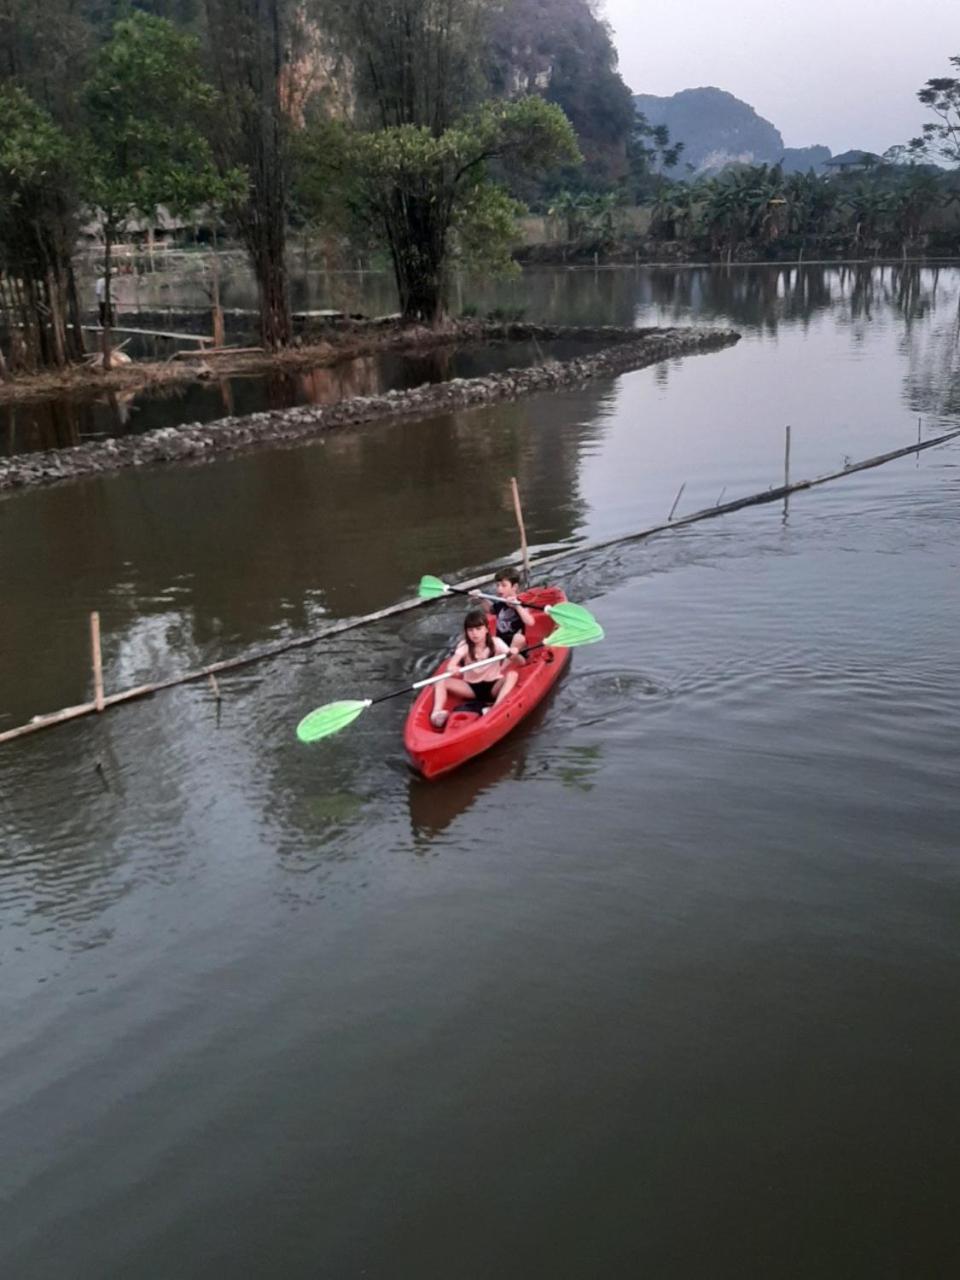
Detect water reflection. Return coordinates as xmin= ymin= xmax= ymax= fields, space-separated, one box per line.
xmin=1 ymin=338 xmax=602 ymax=457
xmin=7 ymin=265 xmax=959 ymax=459
xmin=406 ymin=695 xmax=557 ymax=842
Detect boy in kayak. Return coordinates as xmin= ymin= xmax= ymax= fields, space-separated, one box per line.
xmin=471 ymin=567 xmax=535 ymax=661
xmin=430 ymin=608 xmax=518 ymax=729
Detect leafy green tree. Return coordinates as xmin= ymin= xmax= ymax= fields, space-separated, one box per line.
xmin=839 ymin=182 xmax=891 ymax=253
xmin=84 ymin=11 xmax=226 ymax=367
xmin=784 ymin=170 xmax=837 ymax=252
xmin=650 ymin=180 xmax=698 ymax=241
xmin=310 ymin=1 xmax=580 ymax=321
xmin=315 ymin=96 xmax=579 ymax=322
xmin=887 ymin=169 xmax=943 ymax=242
xmin=908 ymin=56 xmax=960 ymax=166
xmin=0 ymin=85 xmax=85 ymax=371
xmin=628 ymin=112 xmax=684 ymax=202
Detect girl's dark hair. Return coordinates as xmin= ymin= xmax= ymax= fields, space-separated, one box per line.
xmin=494 ymin=566 xmax=520 ymax=586
xmin=463 ymin=607 xmax=492 ymax=657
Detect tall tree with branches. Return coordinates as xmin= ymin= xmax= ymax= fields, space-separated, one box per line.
xmin=908 ymin=56 xmax=960 ymax=167
xmin=204 ymin=0 xmax=316 ymax=349
xmin=307 ymin=0 xmax=579 ymax=322
xmin=85 ymin=12 xmax=226 ymax=368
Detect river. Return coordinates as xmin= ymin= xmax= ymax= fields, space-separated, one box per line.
xmin=2 ymin=264 xmax=959 ymax=1277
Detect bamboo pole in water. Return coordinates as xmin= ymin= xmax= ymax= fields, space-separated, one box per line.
xmin=2 ymin=424 xmax=959 ymax=748
xmin=510 ymin=476 xmax=531 ymax=584
xmin=784 ymin=425 xmax=792 ymax=517
xmin=90 ymin=612 xmax=105 ymax=712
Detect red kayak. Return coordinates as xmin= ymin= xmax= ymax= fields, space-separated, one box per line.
xmin=404 ymin=587 xmax=571 ymax=779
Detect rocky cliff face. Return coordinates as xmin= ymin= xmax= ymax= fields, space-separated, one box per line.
xmin=633 ymin=86 xmax=831 ymax=174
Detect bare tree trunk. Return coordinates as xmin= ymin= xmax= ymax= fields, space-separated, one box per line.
xmin=207 ymin=0 xmax=293 ymax=350
xmin=66 ymin=263 xmax=86 ymax=359
xmin=102 ymin=227 xmax=114 ymax=371
xmin=211 ymin=224 xmax=225 ymax=347
xmin=0 ymin=277 xmax=10 ymax=381
xmin=45 ymin=269 xmax=67 ymax=367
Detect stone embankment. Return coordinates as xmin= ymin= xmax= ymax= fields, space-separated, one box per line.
xmin=0 ymin=324 xmax=739 ymax=494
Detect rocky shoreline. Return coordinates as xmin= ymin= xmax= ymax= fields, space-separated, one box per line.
xmin=0 ymin=324 xmax=739 ymax=495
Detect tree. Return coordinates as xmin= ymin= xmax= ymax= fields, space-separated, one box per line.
xmin=908 ymin=56 xmax=960 ymax=167
xmin=204 ymin=0 xmax=315 ymax=350
xmin=84 ymin=12 xmax=226 ymax=368
xmin=325 ymin=0 xmax=493 ymax=135
xmin=888 ymin=169 xmax=942 ymax=244
xmin=628 ymin=112 xmax=684 ymax=202
xmin=309 ymin=1 xmax=580 ymax=322
xmin=784 ymin=170 xmax=837 ymax=252
xmin=340 ymin=96 xmax=579 ymax=321
xmin=0 ymin=85 xmax=85 ymax=372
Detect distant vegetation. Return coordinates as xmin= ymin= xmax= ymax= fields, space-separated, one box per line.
xmin=1 ymin=1 xmax=959 ymax=375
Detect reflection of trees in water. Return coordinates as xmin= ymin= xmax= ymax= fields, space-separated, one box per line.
xmin=3 ymin=370 xmax=604 ymax=706
xmin=0 ymin=397 xmax=98 ymax=455
xmin=9 ymin=264 xmax=960 ymax=720
xmin=633 ymin=264 xmax=960 ymax=352
xmin=633 ymin=264 xmax=838 ymax=334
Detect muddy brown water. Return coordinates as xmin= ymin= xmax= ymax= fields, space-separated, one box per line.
xmin=2 ymin=264 xmax=959 ymax=1277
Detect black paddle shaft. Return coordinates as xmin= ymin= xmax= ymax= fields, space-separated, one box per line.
xmin=448 ymin=585 xmax=546 ymax=613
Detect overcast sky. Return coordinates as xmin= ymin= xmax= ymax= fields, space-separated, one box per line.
xmin=601 ymin=0 xmax=955 ymax=155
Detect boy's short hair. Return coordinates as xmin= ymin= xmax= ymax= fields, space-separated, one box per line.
xmin=494 ymin=566 xmax=521 ymax=586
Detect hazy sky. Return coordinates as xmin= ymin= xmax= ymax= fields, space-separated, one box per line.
xmin=601 ymin=0 xmax=955 ymax=155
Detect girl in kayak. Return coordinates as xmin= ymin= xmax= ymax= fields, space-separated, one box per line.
xmin=471 ymin=567 xmax=535 ymax=658
xmin=430 ymin=607 xmax=519 ymax=729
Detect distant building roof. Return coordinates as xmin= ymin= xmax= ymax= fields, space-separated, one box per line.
xmin=78 ymin=205 xmax=212 ymax=238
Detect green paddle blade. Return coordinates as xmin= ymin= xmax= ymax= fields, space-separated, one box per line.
xmin=546 ymin=617 xmax=605 ymax=648
xmin=544 ymin=601 xmax=598 ymax=631
xmin=418 ymin=574 xmax=450 ymax=601
xmin=296 ymin=699 xmax=372 ymax=743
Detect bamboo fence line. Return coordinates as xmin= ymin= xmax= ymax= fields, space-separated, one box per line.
xmin=2 ymin=424 xmax=958 ymax=748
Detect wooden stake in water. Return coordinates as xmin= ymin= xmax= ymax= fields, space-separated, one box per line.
xmin=784 ymin=424 xmax=792 ymax=517
xmin=510 ymin=476 xmax=531 ymax=585
xmin=668 ymin=482 xmax=686 ymax=522
xmin=90 ymin=611 xmax=105 ymax=712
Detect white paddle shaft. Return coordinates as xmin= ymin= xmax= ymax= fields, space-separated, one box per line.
xmin=411 ymin=648 xmax=516 ymax=691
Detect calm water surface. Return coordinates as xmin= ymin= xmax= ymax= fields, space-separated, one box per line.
xmin=2 ymin=265 xmax=959 ymax=1277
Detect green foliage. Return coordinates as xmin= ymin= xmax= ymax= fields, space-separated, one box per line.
xmin=455 ymin=183 xmax=525 ymax=275
xmin=0 ymin=84 xmax=81 ymax=263
xmin=627 ymin=112 xmax=684 ymax=201
xmin=302 ymin=95 xmax=579 ymax=319
xmin=0 ymin=84 xmax=86 ymax=367
xmin=548 ymin=189 xmax=624 ymax=250
xmin=908 ymin=55 xmax=960 ymax=167
xmin=84 ymin=12 xmax=226 ymax=226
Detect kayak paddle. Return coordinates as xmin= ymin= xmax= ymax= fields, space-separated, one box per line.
xmin=296 ymin=615 xmax=604 ymax=743
xmin=418 ymin=574 xmax=597 ymax=632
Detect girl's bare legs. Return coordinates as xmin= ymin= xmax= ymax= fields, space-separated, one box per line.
xmin=431 ymin=676 xmax=474 ymax=727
